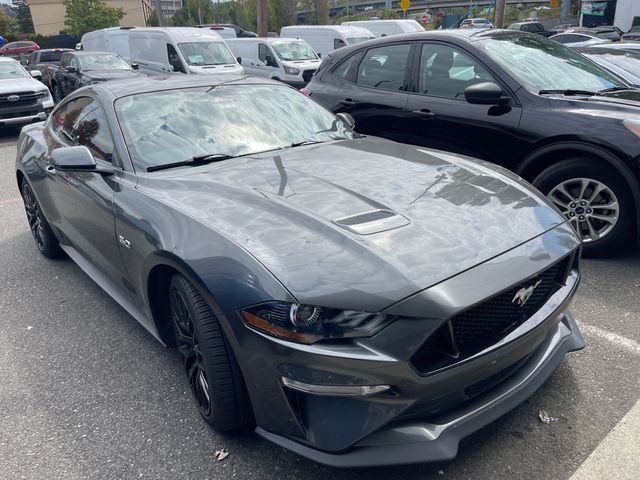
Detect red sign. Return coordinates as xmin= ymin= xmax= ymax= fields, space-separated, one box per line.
xmin=420 ymin=14 xmax=431 ymax=23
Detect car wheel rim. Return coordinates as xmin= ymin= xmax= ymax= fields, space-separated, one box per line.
xmin=548 ymin=177 xmax=619 ymax=243
xmin=170 ymin=288 xmax=212 ymax=416
xmin=22 ymin=184 xmax=46 ymax=250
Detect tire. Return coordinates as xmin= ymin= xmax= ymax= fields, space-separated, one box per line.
xmin=21 ymin=179 xmax=65 ymax=259
xmin=533 ymin=158 xmax=634 ymax=257
xmin=169 ymin=274 xmax=253 ymax=432
xmin=51 ymin=83 xmax=63 ymax=103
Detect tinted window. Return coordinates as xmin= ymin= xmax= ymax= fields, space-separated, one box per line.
xmin=331 ymin=53 xmax=359 ymax=79
xmin=258 ymin=43 xmax=269 ymax=62
xmin=418 ymin=44 xmax=495 ymax=98
xmin=39 ymin=51 xmax=65 ymax=63
xmin=356 ymin=44 xmax=410 ymax=91
xmin=334 ymin=38 xmax=347 ymax=49
xmin=52 ymin=97 xmax=114 ymax=162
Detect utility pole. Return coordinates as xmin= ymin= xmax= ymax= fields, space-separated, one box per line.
xmin=155 ymin=0 xmax=165 ymax=26
xmin=257 ymin=0 xmax=268 ymax=37
xmin=494 ymin=0 xmax=506 ymax=28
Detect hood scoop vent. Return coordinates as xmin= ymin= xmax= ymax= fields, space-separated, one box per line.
xmin=333 ymin=209 xmax=410 ymax=235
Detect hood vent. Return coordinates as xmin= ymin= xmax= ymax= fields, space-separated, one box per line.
xmin=334 ymin=209 xmax=409 ymax=235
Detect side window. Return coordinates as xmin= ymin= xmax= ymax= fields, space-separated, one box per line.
xmin=68 ymin=56 xmax=78 ymax=69
xmin=331 ymin=53 xmax=360 ymax=80
xmin=73 ymin=105 xmax=114 ymax=162
xmin=167 ymin=44 xmax=185 ymax=73
xmin=27 ymin=52 xmax=36 ymax=65
xmin=51 ymin=97 xmax=115 ymax=162
xmin=418 ymin=44 xmax=496 ymax=99
xmin=258 ymin=43 xmax=269 ymax=62
xmin=356 ymin=44 xmax=411 ymax=91
xmin=334 ymin=38 xmax=347 ymax=49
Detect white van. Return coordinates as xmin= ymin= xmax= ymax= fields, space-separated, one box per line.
xmin=279 ymin=25 xmax=375 ymax=57
xmin=226 ymin=38 xmax=320 ymax=87
xmin=341 ymin=20 xmax=424 ymax=37
xmin=81 ymin=27 xmax=134 ymax=60
xmin=128 ymin=27 xmax=243 ymax=76
xmin=198 ymin=26 xmax=237 ymax=39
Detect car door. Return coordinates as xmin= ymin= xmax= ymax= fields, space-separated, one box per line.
xmin=333 ymin=42 xmax=413 ymax=143
xmin=43 ymin=96 xmax=129 ymax=286
xmin=258 ymin=42 xmax=280 ymax=77
xmin=403 ymin=42 xmax=523 ymax=162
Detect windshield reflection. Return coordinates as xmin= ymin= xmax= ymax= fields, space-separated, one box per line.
xmin=115 ymin=84 xmax=355 ymax=172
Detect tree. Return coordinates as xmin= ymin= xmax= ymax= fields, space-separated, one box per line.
xmin=11 ymin=0 xmax=34 ymax=33
xmin=301 ymin=0 xmax=329 ymax=25
xmin=268 ymin=0 xmax=295 ymax=32
xmin=63 ymin=0 xmax=125 ymax=36
xmin=0 ymin=10 xmax=15 ymax=35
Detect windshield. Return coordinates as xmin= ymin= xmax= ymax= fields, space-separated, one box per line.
xmin=478 ymin=34 xmax=625 ymax=92
xmin=585 ymin=52 xmax=640 ymax=84
xmin=80 ymin=54 xmax=131 ymax=71
xmin=347 ymin=37 xmax=373 ymax=44
xmin=271 ymin=40 xmax=317 ymax=61
xmin=0 ymin=61 xmax=29 ymax=79
xmin=115 ymin=85 xmax=354 ymax=171
xmin=177 ymin=42 xmax=235 ymax=65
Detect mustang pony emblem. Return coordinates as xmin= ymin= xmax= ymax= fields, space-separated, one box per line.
xmin=512 ymin=279 xmax=542 ymax=307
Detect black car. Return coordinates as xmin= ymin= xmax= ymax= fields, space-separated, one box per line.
xmin=24 ymin=48 xmax=73 ymax=88
xmin=506 ymin=22 xmax=555 ymax=37
xmin=197 ymin=23 xmax=257 ymax=37
xmin=50 ymin=51 xmax=141 ymax=102
xmin=304 ymin=29 xmax=640 ymax=256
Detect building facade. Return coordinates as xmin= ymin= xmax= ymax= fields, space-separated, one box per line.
xmin=158 ymin=0 xmax=183 ymax=19
xmin=28 ymin=0 xmax=153 ymax=35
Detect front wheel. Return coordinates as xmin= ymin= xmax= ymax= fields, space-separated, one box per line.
xmin=533 ymin=159 xmax=634 ymax=257
xmin=21 ymin=179 xmax=64 ymax=259
xmin=169 ymin=274 xmax=253 ymax=432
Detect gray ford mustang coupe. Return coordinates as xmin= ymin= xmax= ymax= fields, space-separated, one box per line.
xmin=15 ymin=75 xmax=584 ymax=467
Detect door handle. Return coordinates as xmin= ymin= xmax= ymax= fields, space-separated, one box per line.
xmin=339 ymin=98 xmax=356 ymax=107
xmin=412 ymin=109 xmax=436 ymax=118
xmin=45 ymin=165 xmax=56 ymax=175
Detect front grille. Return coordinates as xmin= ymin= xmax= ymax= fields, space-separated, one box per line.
xmin=411 ymin=255 xmax=572 ymax=374
xmin=0 ymin=110 xmax=39 ymax=120
xmin=302 ymin=69 xmax=316 ymax=82
xmin=0 ymin=98 xmax=38 ymax=109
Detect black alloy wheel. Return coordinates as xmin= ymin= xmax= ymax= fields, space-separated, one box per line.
xmin=169 ymin=274 xmax=253 ymax=432
xmin=21 ymin=180 xmax=64 ymax=259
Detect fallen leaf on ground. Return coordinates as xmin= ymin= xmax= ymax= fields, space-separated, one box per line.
xmin=215 ymin=449 xmax=229 ymax=461
xmin=538 ymin=409 xmax=558 ymax=424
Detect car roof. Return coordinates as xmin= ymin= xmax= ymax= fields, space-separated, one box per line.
xmin=0 ymin=56 xmax=20 ymax=64
xmin=69 ymin=51 xmax=123 ymax=56
xmin=95 ymin=74 xmax=281 ymax=99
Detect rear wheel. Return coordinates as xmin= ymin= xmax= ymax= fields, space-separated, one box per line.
xmin=169 ymin=274 xmax=253 ymax=432
xmin=21 ymin=179 xmax=64 ymax=259
xmin=533 ymin=158 xmax=634 ymax=257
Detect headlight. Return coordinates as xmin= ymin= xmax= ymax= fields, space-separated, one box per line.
xmin=284 ymin=66 xmax=300 ymax=76
xmin=240 ymin=301 xmax=396 ymax=344
xmin=623 ymin=119 xmax=640 ymax=137
xmin=40 ymin=89 xmax=51 ymax=100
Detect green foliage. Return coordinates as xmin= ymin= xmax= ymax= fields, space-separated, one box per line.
xmin=0 ymin=10 xmax=15 ymax=35
xmin=171 ymin=0 xmax=216 ymax=26
xmin=63 ymin=0 xmax=125 ymax=36
xmin=11 ymin=0 xmax=34 ymax=33
xmin=334 ymin=8 xmax=397 ymax=25
xmin=300 ymin=0 xmax=329 ymax=25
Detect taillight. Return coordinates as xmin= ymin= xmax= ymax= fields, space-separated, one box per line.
xmin=300 ymin=88 xmax=311 ymax=96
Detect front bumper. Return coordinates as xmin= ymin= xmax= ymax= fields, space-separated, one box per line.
xmin=257 ymin=312 xmax=584 ymax=467
xmin=226 ymin=223 xmax=584 ymax=466
xmin=0 ymin=110 xmax=48 ymax=126
xmin=0 ymin=97 xmax=52 ymax=126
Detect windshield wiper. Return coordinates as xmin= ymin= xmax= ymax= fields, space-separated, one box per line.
xmin=288 ymin=140 xmax=325 ymax=148
xmin=147 ymin=153 xmax=234 ymax=172
xmin=596 ymin=86 xmax=637 ymax=94
xmin=539 ymin=89 xmax=596 ymax=96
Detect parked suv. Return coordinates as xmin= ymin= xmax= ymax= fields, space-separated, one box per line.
xmin=304 ymin=29 xmax=640 ymax=256
xmin=0 ymin=57 xmax=53 ymax=127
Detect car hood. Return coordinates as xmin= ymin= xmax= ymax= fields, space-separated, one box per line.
xmin=140 ymin=138 xmax=568 ymax=311
xmin=0 ymin=77 xmax=46 ymax=94
xmin=187 ymin=64 xmax=244 ymax=75
xmin=83 ymin=70 xmax=141 ymax=81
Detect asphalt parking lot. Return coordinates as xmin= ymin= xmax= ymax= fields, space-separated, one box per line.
xmin=0 ymin=127 xmax=638 ymax=480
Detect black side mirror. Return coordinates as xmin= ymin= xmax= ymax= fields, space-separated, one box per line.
xmin=337 ymin=112 xmax=355 ymax=129
xmin=131 ymin=63 xmax=139 ymax=70
xmin=464 ymin=82 xmax=509 ymax=105
xmin=65 ymin=66 xmax=77 ymax=74
xmin=50 ymin=146 xmax=113 ymax=175
xmin=237 ymin=56 xmax=242 ymax=64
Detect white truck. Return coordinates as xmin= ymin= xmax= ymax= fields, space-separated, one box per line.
xmin=279 ymin=25 xmax=375 ymax=57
